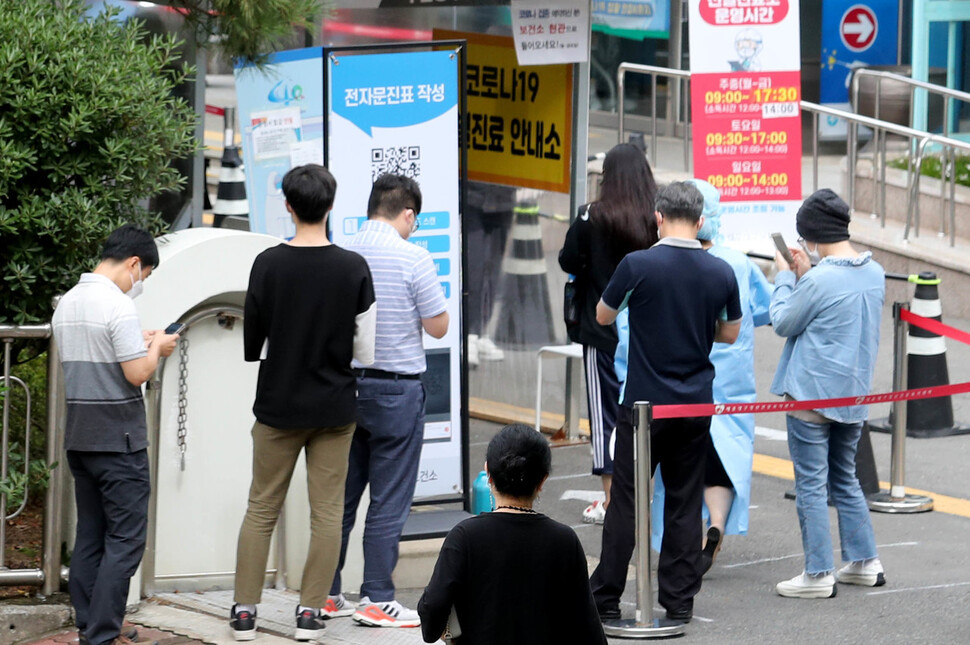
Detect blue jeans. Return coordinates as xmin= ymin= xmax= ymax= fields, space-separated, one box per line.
xmin=331 ymin=377 xmax=426 ymax=601
xmin=786 ymin=416 xmax=878 ymax=575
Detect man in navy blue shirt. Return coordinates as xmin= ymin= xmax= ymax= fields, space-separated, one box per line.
xmin=590 ymin=182 xmax=742 ymax=624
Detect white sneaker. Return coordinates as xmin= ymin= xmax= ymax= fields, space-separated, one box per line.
xmin=352 ymin=596 xmax=421 ymax=628
xmin=321 ymin=593 xmax=356 ymax=618
xmin=775 ymin=572 xmax=837 ymax=598
xmin=582 ymin=500 xmax=606 ymax=524
xmin=836 ymin=558 xmax=886 ymax=587
xmin=477 ymin=336 xmax=505 ymax=361
xmin=467 ymin=334 xmax=480 ymax=367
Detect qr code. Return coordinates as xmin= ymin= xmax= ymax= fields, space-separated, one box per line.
xmin=371 ymin=146 xmax=421 ymax=181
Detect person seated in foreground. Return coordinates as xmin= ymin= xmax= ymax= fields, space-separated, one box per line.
xmin=417 ymin=424 xmax=607 ymax=645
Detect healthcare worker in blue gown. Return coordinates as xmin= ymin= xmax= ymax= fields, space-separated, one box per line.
xmin=614 ymin=179 xmax=772 ymax=573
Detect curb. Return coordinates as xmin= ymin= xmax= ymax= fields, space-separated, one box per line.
xmin=0 ymin=603 xmax=72 ymax=645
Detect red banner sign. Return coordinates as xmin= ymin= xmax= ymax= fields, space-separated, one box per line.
xmin=690 ymin=70 xmax=802 ymax=201
xmin=697 ymin=0 xmax=790 ymax=26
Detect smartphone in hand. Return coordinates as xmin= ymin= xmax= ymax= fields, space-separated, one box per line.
xmin=164 ymin=322 xmax=186 ymax=335
xmin=771 ymin=233 xmax=794 ymax=266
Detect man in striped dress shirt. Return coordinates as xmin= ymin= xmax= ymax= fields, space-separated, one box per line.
xmin=326 ymin=174 xmax=449 ymax=627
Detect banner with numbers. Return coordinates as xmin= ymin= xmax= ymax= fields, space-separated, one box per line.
xmin=326 ymin=48 xmax=463 ymax=501
xmin=688 ymin=0 xmax=802 ymax=248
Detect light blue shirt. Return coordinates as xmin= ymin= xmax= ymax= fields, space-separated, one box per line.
xmin=348 ymin=219 xmax=447 ymax=374
xmin=769 ymin=252 xmax=885 ymax=423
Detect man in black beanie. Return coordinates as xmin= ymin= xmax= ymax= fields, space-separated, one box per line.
xmin=769 ymin=189 xmax=886 ymax=599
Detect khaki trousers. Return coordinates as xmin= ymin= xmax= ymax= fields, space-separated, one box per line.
xmin=234 ymin=420 xmax=355 ymax=607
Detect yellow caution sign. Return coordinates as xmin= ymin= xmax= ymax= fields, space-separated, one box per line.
xmin=436 ymin=29 xmax=573 ymax=194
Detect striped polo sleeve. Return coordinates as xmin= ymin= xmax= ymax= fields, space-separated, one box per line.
xmin=412 ymin=251 xmax=448 ymax=319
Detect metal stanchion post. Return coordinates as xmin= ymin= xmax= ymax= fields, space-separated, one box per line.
xmin=869 ymin=303 xmax=933 ymax=513
xmin=603 ymin=402 xmax=685 ymax=639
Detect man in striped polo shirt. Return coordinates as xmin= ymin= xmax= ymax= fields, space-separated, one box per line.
xmin=52 ymin=225 xmax=179 ymax=645
xmin=326 ymin=174 xmax=449 ymax=627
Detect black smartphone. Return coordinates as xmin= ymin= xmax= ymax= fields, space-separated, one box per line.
xmin=771 ymin=232 xmax=794 ymax=266
xmin=164 ymin=322 xmax=185 ymax=335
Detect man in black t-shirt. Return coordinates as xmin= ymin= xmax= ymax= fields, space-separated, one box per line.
xmin=590 ymin=182 xmax=742 ymax=625
xmin=230 ymin=165 xmax=376 ymax=641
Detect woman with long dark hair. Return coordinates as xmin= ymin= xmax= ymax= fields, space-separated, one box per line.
xmin=417 ymin=424 xmax=606 ymax=644
xmin=558 ymin=143 xmax=658 ymax=523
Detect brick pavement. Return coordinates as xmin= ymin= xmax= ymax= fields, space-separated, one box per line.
xmin=25 ymin=623 xmax=210 ymax=645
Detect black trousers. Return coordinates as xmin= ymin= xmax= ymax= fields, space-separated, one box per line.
xmin=68 ymin=450 xmax=151 ymax=645
xmin=590 ymin=406 xmax=710 ymax=616
xmin=464 ymin=202 xmax=512 ymax=336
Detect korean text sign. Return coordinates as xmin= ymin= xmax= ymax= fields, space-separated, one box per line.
xmin=510 ymin=0 xmax=590 ymax=65
xmin=688 ymin=0 xmax=802 ymax=205
xmin=234 ymin=48 xmax=325 ymax=239
xmin=436 ymin=29 xmax=573 ymax=193
xmin=592 ymin=0 xmax=671 ymax=39
xmin=327 ymin=49 xmax=463 ymax=500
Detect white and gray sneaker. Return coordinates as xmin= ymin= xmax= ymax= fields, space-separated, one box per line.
xmin=836 ymin=558 xmax=886 ymax=587
xmin=352 ymin=596 xmax=421 ymax=628
xmin=776 ymin=571 xmax=837 ymax=598
xmin=468 ymin=334 xmax=480 ymax=367
xmin=476 ymin=336 xmax=505 ymax=361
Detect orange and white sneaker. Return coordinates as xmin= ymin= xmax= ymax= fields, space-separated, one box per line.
xmin=321 ymin=594 xmax=355 ymax=619
xmin=351 ymin=596 xmax=421 ymax=628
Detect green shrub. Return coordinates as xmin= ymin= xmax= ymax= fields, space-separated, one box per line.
xmin=0 ymin=0 xmax=198 ymax=326
xmin=888 ymin=155 xmax=970 ymax=188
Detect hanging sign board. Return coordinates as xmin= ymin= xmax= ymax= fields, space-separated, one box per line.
xmin=435 ymin=29 xmax=573 ymax=193
xmin=688 ymin=0 xmax=803 ymax=249
xmin=510 ymin=0 xmax=591 ymax=65
xmin=326 ymin=48 xmax=463 ymax=500
xmin=592 ymin=0 xmax=671 ymax=39
xmin=234 ymin=48 xmax=325 ymax=239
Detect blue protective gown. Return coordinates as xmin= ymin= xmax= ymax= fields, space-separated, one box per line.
xmin=614 ymin=245 xmax=772 ymax=547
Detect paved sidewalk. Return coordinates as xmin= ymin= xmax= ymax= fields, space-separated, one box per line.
xmin=149 ymin=590 xmax=424 ymax=645
xmin=25 ymin=623 xmax=207 ymax=645
xmin=21 ymin=594 xmax=428 ymax=645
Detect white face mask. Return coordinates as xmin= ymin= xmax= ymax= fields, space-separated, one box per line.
xmin=128 ymin=263 xmax=144 ymax=299
xmin=800 ymin=240 xmax=821 ymax=265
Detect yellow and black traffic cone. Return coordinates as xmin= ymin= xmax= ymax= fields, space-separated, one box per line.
xmin=491 ymin=194 xmax=555 ymax=348
xmin=871 ymin=272 xmax=970 ymax=438
xmin=213 ymin=107 xmax=248 ymax=229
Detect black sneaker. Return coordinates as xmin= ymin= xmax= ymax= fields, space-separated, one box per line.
xmin=230 ymin=604 xmax=257 ymax=641
xmin=597 ymin=605 xmax=622 ymax=621
xmin=295 ymin=606 xmax=326 ymax=641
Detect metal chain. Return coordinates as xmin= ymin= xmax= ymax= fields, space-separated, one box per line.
xmin=176 ymin=334 xmax=189 ymax=471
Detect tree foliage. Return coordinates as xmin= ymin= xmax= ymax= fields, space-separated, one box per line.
xmin=0 ymin=0 xmax=198 ymax=325
xmin=169 ymin=0 xmax=322 ymax=65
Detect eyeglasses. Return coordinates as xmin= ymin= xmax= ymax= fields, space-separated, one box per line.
xmin=408 ymin=207 xmax=420 ymax=233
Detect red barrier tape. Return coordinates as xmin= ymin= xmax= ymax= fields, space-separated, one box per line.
xmin=652 ymin=381 xmax=970 ymax=419
xmin=649 ymin=309 xmax=970 ymax=419
xmin=205 ymin=104 xmax=225 ymax=116
xmin=900 ymin=309 xmax=970 ymax=346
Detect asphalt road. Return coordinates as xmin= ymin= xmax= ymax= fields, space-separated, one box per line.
xmin=459 ymin=238 xmax=970 ymax=643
